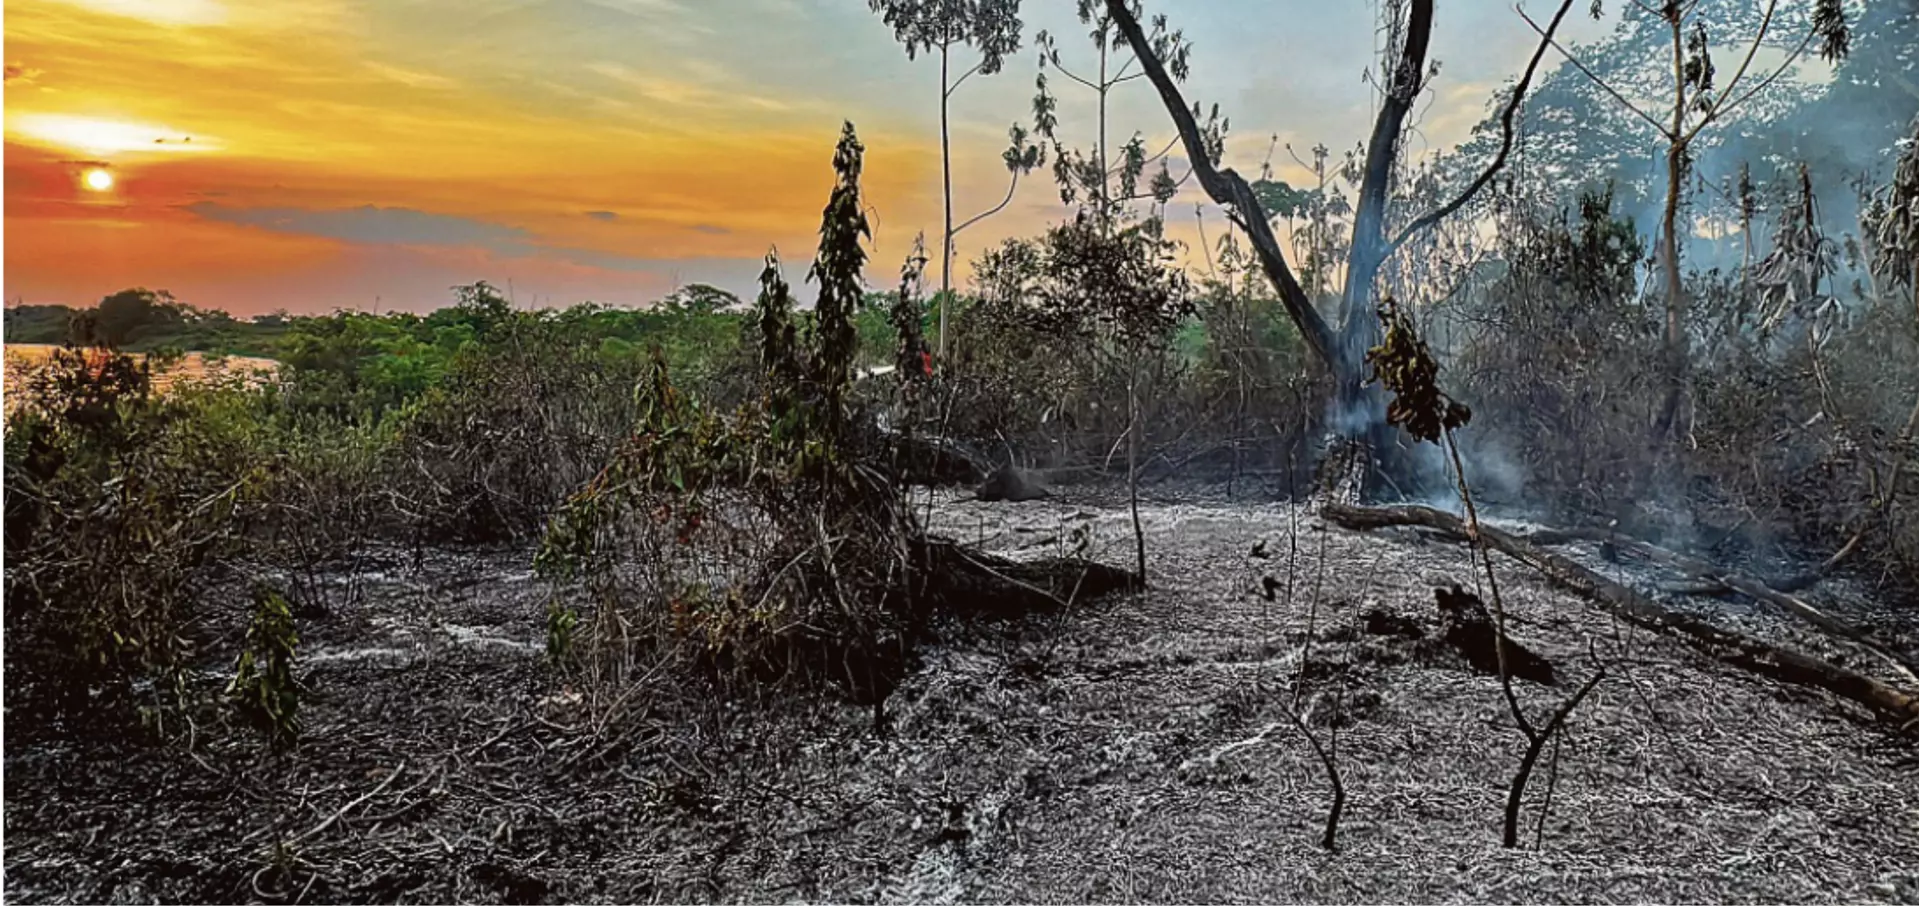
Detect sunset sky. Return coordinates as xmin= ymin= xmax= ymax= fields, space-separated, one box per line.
xmin=3 ymin=0 xmax=1610 ymax=317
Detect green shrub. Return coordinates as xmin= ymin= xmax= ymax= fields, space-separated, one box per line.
xmin=537 ymin=124 xmax=922 ymax=703
xmin=227 ymin=586 xmax=304 ymax=750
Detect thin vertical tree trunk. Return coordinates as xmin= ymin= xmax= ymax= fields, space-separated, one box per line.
xmin=1128 ymin=358 xmax=1146 ymax=583
xmin=1097 ymin=39 xmax=1109 ymax=235
xmin=1741 ymin=206 xmax=1753 ymax=297
xmin=1654 ymin=144 xmax=1687 ymax=437
xmin=938 ymin=42 xmax=955 ymax=360
xmin=1653 ymin=13 xmax=1689 ymax=444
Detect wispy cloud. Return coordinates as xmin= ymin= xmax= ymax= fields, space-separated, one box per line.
xmin=363 ymin=62 xmax=458 ymax=91
xmin=4 ymin=63 xmax=45 ymax=85
xmin=8 ymin=113 xmax=221 ymax=155
xmin=583 ymin=61 xmax=792 ymax=113
xmin=44 ymin=0 xmax=228 ymax=26
xmin=180 ymin=201 xmax=763 ymax=284
xmin=581 ymin=0 xmax=689 ymax=17
xmin=185 ymin=203 xmax=532 ymax=246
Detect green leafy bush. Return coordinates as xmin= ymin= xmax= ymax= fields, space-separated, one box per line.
xmin=227 ymin=586 xmax=304 ymax=750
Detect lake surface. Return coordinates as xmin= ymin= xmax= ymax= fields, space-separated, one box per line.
xmin=3 ymin=343 xmax=279 ymax=412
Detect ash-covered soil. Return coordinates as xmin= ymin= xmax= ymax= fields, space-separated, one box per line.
xmin=6 ymin=484 xmax=1916 ymax=904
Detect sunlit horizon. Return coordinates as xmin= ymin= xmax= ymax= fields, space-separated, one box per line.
xmin=9 ymin=0 xmax=1623 ymax=316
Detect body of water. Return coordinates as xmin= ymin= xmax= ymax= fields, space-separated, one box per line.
xmin=2 ymin=343 xmax=279 ymax=412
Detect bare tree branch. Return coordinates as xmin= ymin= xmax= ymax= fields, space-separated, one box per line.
xmin=1385 ymin=0 xmax=1578 ymax=260
xmin=1687 ymin=22 xmax=1818 ymax=142
xmin=952 ymin=170 xmax=1024 ymax=236
xmin=1519 ymin=6 xmax=1670 ymax=135
xmin=944 ymin=57 xmax=987 ymax=99
xmin=1102 ymin=0 xmax=1341 ymax=372
xmin=1049 ymin=57 xmax=1102 ymax=93
xmin=1698 ymin=0 xmax=1782 ymax=127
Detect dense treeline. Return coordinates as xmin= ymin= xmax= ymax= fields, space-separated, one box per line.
xmin=5 ymin=290 xmax=286 ymax=357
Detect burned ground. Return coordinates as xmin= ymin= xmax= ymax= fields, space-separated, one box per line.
xmin=4 ymin=484 xmax=1915 ymax=904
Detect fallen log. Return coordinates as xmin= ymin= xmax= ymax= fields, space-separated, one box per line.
xmin=1434 ymin=583 xmax=1558 ymax=685
xmin=919 ymin=538 xmax=1140 ymax=618
xmin=1322 ymin=503 xmax=1918 ymax=728
xmin=1530 ymin=525 xmax=1863 ymax=596
xmin=1514 ymin=526 xmax=1914 ymax=680
xmin=883 ymin=432 xmax=990 ymax=486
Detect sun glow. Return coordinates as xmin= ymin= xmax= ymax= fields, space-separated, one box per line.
xmin=8 ymin=114 xmax=218 ymax=156
xmin=83 ymin=168 xmax=115 ymax=191
xmin=46 ymin=0 xmax=228 ymax=27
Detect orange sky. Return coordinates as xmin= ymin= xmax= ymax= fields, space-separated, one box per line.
xmin=3 ymin=0 xmax=1604 ymax=316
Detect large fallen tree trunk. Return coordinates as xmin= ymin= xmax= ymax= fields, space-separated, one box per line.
xmin=1322 ymin=503 xmax=1918 ymax=728
xmin=1511 ymin=525 xmax=1915 ymax=681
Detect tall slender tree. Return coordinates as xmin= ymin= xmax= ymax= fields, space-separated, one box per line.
xmin=1517 ymin=0 xmax=1852 ymax=446
xmin=868 ymin=0 xmax=1024 ymax=359
xmin=1032 ymin=0 xmax=1199 ymax=235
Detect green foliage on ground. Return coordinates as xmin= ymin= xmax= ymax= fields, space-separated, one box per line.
xmin=228 ymin=586 xmax=304 ymax=750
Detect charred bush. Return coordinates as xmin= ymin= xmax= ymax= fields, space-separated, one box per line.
xmin=1452 ymin=186 xmax=1658 ymax=513
xmin=383 ymin=284 xmax=645 ymax=544
xmin=536 ymin=125 xmax=931 ymax=715
xmin=3 ymin=345 xmax=271 ymax=733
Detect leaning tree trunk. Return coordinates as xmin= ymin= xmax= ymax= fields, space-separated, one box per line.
xmin=1102 ymin=0 xmax=1341 ymax=379
xmin=1105 ymin=0 xmax=1563 ymax=502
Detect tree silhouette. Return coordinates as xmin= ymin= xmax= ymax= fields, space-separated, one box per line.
xmin=868 ymin=0 xmax=1024 ymax=359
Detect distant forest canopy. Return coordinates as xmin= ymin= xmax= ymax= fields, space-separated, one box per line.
xmin=6 ymin=290 xmax=289 ymax=358
xmin=5 ymin=282 xmax=745 ymax=357
xmin=1 ymin=281 xmax=969 ymax=368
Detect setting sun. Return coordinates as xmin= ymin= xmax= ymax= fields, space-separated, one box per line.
xmin=82 ymin=167 xmax=114 ymax=191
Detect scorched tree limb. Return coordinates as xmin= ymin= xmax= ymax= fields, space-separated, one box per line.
xmin=1514 ymin=524 xmax=1916 ymax=681
xmin=1102 ymin=0 xmax=1340 ymax=379
xmin=1383 ymin=0 xmax=1578 ymax=261
xmin=1105 ymin=0 xmax=1580 ymax=418
xmin=1322 ymin=503 xmax=1919 ymax=728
